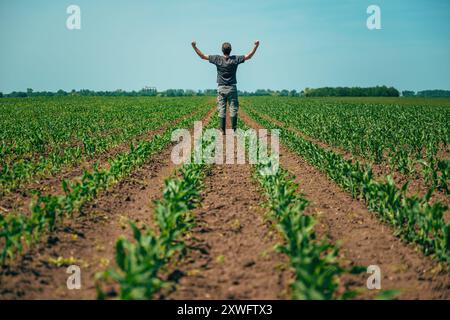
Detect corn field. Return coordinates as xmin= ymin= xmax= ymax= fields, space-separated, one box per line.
xmin=0 ymin=96 xmax=448 ymax=300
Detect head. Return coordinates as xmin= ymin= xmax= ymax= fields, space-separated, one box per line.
xmin=222 ymin=42 xmax=232 ymax=56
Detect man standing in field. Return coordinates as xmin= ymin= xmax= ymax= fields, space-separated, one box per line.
xmin=191 ymin=40 xmax=260 ymax=134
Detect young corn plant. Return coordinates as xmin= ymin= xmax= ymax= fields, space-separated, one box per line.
xmin=100 ymin=224 xmax=168 ymax=299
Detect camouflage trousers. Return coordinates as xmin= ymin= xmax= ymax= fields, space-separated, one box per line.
xmin=217 ymin=85 xmax=239 ymax=118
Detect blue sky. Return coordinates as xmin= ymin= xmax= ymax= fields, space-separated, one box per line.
xmin=0 ymin=0 xmax=449 ymax=92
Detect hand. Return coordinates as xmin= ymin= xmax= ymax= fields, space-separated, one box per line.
xmin=254 ymin=40 xmax=260 ymax=47
xmin=191 ymin=41 xmax=197 ymax=47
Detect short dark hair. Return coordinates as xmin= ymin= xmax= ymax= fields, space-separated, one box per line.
xmin=222 ymin=42 xmax=232 ymax=55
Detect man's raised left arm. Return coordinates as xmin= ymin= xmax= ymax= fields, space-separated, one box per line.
xmin=244 ymin=40 xmax=260 ymax=61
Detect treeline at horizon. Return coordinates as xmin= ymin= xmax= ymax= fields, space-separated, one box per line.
xmin=303 ymin=86 xmax=400 ymax=97
xmin=1 ymin=86 xmax=449 ymax=98
xmin=401 ymin=89 xmax=450 ymax=98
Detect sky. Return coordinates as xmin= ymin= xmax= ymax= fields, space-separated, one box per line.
xmin=0 ymin=0 xmax=449 ymax=93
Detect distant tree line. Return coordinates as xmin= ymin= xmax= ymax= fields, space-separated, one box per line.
xmin=161 ymin=89 xmax=218 ymax=97
xmin=3 ymin=86 xmax=449 ymax=99
xmin=1 ymin=88 xmax=211 ymax=98
xmin=0 ymin=88 xmax=300 ymax=98
xmin=303 ymin=86 xmax=400 ymax=97
xmin=402 ymin=89 xmax=450 ymax=98
xmin=238 ymin=89 xmax=300 ymax=97
xmin=2 ymin=88 xmax=159 ymax=98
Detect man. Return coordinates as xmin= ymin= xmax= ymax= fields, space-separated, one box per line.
xmin=191 ymin=40 xmax=260 ymax=134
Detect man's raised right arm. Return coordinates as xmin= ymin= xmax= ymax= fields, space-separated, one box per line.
xmin=191 ymin=41 xmax=209 ymax=60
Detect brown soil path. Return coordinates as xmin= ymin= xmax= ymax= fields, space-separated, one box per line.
xmin=0 ymin=108 xmax=215 ymax=299
xmin=241 ymin=110 xmax=450 ymax=300
xmin=167 ymin=118 xmax=290 ymax=300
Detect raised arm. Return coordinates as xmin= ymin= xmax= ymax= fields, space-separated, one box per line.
xmin=191 ymin=41 xmax=209 ymax=60
xmin=244 ymin=40 xmax=260 ymax=61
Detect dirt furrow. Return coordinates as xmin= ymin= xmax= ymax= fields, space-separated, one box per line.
xmin=241 ymin=110 xmax=450 ymax=300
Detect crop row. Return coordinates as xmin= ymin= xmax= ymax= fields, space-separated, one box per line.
xmin=0 ymin=108 xmax=211 ymax=264
xmin=244 ymin=107 xmax=449 ymax=268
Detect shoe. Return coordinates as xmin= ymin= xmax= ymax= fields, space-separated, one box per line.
xmin=231 ymin=116 xmax=238 ymax=132
xmin=220 ymin=117 xmax=226 ymax=135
